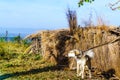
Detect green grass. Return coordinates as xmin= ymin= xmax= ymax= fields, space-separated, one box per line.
xmin=0 ymin=42 xmax=82 ymax=80
xmin=0 ymin=53 xmax=79 ymax=80
xmin=0 ymin=42 xmax=104 ymax=80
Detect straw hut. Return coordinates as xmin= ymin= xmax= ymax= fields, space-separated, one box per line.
xmin=24 ymin=32 xmax=41 ymax=54
xmin=24 ymin=26 xmax=120 ymax=78
xmin=24 ymin=10 xmax=120 ymax=78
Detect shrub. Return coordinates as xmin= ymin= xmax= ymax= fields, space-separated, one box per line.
xmin=0 ymin=37 xmax=5 ymax=42
xmin=4 ymin=63 xmax=14 ymax=68
xmin=34 ymin=54 xmax=42 ymax=60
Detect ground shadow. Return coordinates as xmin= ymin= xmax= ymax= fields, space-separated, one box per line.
xmin=101 ymin=68 xmax=115 ymax=79
xmin=0 ymin=66 xmax=60 ymax=80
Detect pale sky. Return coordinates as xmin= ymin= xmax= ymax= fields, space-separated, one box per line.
xmin=0 ymin=0 xmax=120 ymax=34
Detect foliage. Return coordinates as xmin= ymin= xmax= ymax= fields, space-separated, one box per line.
xmin=0 ymin=37 xmax=5 ymax=42
xmin=0 ymin=46 xmax=5 ymax=59
xmin=21 ymin=39 xmax=31 ymax=46
xmin=78 ymin=0 xmax=120 ymax=11
xmin=0 ymin=41 xmax=29 ymax=60
xmin=0 ymin=37 xmax=80 ymax=80
xmin=78 ymin=0 xmax=94 ymax=7
xmin=13 ymin=35 xmax=22 ymax=43
xmin=0 ymin=50 xmax=82 ymax=80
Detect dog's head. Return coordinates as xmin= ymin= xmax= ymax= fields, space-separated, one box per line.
xmin=68 ymin=49 xmax=83 ymax=58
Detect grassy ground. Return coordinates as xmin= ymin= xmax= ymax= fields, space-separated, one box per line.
xmin=0 ymin=42 xmax=107 ymax=80
xmin=0 ymin=53 xmax=79 ymax=80
xmin=0 ymin=42 xmax=80 ymax=80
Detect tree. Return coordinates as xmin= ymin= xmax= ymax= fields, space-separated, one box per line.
xmin=78 ymin=0 xmax=94 ymax=7
xmin=13 ymin=33 xmax=22 ymax=43
xmin=78 ymin=0 xmax=120 ymax=10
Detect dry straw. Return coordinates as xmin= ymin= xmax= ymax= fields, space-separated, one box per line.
xmin=25 ymin=9 xmax=120 ymax=78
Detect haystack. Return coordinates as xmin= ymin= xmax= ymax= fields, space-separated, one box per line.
xmin=24 ymin=10 xmax=120 ymax=78
xmin=39 ymin=26 xmax=120 ymax=78
xmin=26 ymin=26 xmax=120 ymax=76
xmin=24 ymin=32 xmax=41 ymax=54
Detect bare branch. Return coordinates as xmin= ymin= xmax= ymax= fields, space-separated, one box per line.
xmin=109 ymin=0 xmax=120 ymax=10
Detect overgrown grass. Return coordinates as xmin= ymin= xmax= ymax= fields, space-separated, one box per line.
xmin=0 ymin=41 xmax=28 ymax=60
xmin=0 ymin=42 xmax=83 ymax=80
xmin=0 ymin=39 xmax=111 ymax=80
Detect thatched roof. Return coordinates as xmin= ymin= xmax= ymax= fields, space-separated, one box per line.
xmin=24 ymin=29 xmax=69 ymax=39
xmin=109 ymin=27 xmax=120 ymax=36
xmin=24 ymin=26 xmax=119 ymax=40
xmin=24 ymin=33 xmax=40 ymax=39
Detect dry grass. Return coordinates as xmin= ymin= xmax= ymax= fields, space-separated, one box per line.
xmin=39 ymin=25 xmax=120 ymax=79
xmin=0 ymin=39 xmax=119 ymax=80
xmin=21 ymin=10 xmax=120 ymax=79
xmin=0 ymin=45 xmax=87 ymax=80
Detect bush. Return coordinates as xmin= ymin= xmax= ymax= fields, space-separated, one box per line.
xmin=21 ymin=39 xmax=31 ymax=47
xmin=4 ymin=63 xmax=14 ymax=68
xmin=13 ymin=35 xmax=22 ymax=43
xmin=34 ymin=54 xmax=42 ymax=60
xmin=0 ymin=37 xmax=5 ymax=42
xmin=0 ymin=46 xmax=5 ymax=59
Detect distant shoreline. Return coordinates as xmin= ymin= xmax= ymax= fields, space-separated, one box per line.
xmin=0 ymin=33 xmax=29 ymax=38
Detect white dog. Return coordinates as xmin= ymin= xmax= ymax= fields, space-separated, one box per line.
xmin=68 ymin=49 xmax=94 ymax=79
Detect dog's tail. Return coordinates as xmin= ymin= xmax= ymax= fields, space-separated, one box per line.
xmin=84 ymin=50 xmax=94 ymax=58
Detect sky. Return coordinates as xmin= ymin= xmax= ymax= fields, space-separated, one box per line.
xmin=0 ymin=0 xmax=120 ymax=34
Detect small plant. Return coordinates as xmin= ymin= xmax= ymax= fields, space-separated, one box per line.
xmin=13 ymin=34 xmax=22 ymax=43
xmin=22 ymin=39 xmax=31 ymax=45
xmin=4 ymin=63 xmax=14 ymax=68
xmin=0 ymin=37 xmax=5 ymax=42
xmin=0 ymin=46 xmax=5 ymax=59
xmin=34 ymin=54 xmax=42 ymax=60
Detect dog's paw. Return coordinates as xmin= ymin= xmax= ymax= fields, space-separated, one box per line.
xmin=77 ymin=74 xmax=81 ymax=77
xmin=76 ymin=74 xmax=79 ymax=77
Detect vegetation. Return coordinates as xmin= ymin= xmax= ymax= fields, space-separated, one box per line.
xmin=78 ymin=0 xmax=120 ymax=10
xmin=0 ymin=40 xmax=83 ymax=80
xmin=0 ymin=3 xmax=120 ymax=79
xmin=78 ymin=0 xmax=94 ymax=7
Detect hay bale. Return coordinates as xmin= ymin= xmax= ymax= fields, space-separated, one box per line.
xmin=39 ymin=26 xmax=120 ymax=78
xmin=40 ymin=29 xmax=70 ymax=65
xmin=25 ymin=26 xmax=120 ymax=78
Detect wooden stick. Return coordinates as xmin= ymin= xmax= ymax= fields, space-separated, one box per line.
xmin=83 ymin=37 xmax=120 ymax=52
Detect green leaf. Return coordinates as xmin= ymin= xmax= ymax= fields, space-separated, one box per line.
xmin=78 ymin=0 xmax=95 ymax=7
xmin=85 ymin=0 xmax=89 ymax=2
xmin=78 ymin=1 xmax=84 ymax=7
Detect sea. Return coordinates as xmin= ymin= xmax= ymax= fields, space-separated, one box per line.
xmin=0 ymin=33 xmax=29 ymax=41
xmin=0 ymin=27 xmax=54 ymax=41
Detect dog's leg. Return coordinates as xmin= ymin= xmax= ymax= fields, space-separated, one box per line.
xmin=70 ymin=58 xmax=76 ymax=70
xmin=81 ymin=65 xmax=85 ymax=79
xmin=78 ymin=65 xmax=82 ymax=77
xmin=77 ymin=62 xmax=80 ymax=77
xmin=88 ymin=69 xmax=91 ymax=78
xmin=87 ymin=59 xmax=92 ymax=79
xmin=70 ymin=61 xmax=74 ymax=70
